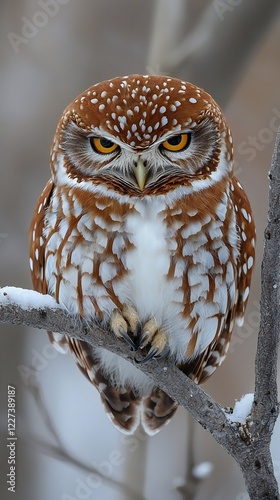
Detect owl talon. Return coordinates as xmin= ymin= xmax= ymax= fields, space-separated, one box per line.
xmin=119 ymin=328 xmax=138 ymax=351
xmin=111 ymin=306 xmax=140 ymax=350
xmin=135 ymin=321 xmax=169 ymax=363
xmin=122 ymin=304 xmax=141 ymax=336
xmin=134 ymin=347 xmax=159 ymax=364
xmin=138 ymin=318 xmax=159 ymax=348
xmin=153 ymin=348 xmax=169 ymax=360
xmin=138 ymin=332 xmax=149 ymax=349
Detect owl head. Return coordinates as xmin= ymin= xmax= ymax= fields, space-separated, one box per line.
xmin=51 ymin=74 xmax=234 ymax=196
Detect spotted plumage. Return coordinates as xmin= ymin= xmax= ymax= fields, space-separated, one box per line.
xmin=29 ymin=74 xmax=255 ymax=435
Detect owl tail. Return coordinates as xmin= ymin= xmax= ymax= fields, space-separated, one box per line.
xmin=94 ymin=367 xmax=143 ymax=434
xmin=66 ymin=338 xmax=178 ymax=434
xmin=89 ymin=363 xmax=178 ymax=435
xmin=67 ymin=340 xmax=142 ymax=434
xmin=96 ymin=372 xmax=178 ymax=435
xmin=141 ymin=388 xmax=178 ymax=435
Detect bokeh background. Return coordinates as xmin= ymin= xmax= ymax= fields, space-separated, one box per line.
xmin=1 ymin=1 xmax=280 ymax=499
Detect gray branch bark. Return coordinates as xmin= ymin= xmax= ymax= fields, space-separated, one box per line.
xmin=1 ymin=131 xmax=280 ymax=498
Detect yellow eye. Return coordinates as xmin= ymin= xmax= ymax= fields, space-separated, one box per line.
xmin=162 ymin=133 xmax=190 ymax=152
xmin=90 ymin=137 xmax=119 ymax=154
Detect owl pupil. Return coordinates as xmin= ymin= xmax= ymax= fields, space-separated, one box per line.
xmin=168 ymin=135 xmax=182 ymax=145
xmin=100 ymin=138 xmax=114 ymax=148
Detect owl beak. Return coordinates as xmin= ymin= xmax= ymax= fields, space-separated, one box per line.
xmin=134 ymin=158 xmax=147 ymax=191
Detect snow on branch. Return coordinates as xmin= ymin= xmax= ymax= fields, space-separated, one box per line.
xmin=1 ymin=130 xmax=280 ymax=498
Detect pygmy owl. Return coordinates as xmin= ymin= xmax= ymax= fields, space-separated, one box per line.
xmin=29 ymin=74 xmax=255 ymax=435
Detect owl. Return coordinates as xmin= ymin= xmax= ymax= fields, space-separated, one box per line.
xmin=29 ymin=74 xmax=255 ymax=435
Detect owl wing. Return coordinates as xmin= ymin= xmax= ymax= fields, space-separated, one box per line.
xmin=179 ymin=176 xmax=255 ymax=384
xmin=231 ymin=176 xmax=256 ymax=322
xmin=29 ymin=181 xmax=144 ymax=434
xmin=29 ymin=179 xmax=53 ymax=294
xmin=29 ymin=179 xmax=69 ymax=353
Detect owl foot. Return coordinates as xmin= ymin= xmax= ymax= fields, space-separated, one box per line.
xmin=111 ymin=305 xmax=141 ymax=351
xmin=135 ymin=319 xmax=168 ymax=364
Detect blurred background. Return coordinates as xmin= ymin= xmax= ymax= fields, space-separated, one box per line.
xmin=1 ymin=1 xmax=280 ymax=499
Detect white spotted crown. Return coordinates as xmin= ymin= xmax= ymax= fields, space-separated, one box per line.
xmin=55 ymin=74 xmax=232 ymax=154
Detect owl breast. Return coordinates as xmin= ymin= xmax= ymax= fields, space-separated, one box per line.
xmin=114 ymin=198 xmax=189 ymax=357
xmin=44 ymin=190 xmax=187 ymax=334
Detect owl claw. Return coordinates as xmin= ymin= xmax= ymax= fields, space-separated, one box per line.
xmin=136 ymin=320 xmax=169 ymax=363
xmin=138 ymin=318 xmax=159 ymax=348
xmin=122 ymin=304 xmax=141 ymax=336
xmin=134 ymin=347 xmax=159 ymax=364
xmin=153 ymin=348 xmax=169 ymax=360
xmin=111 ymin=308 xmax=169 ymax=358
xmin=111 ymin=306 xmax=140 ymax=350
xmin=119 ymin=328 xmax=138 ymax=351
xmin=138 ymin=331 xmax=149 ymax=349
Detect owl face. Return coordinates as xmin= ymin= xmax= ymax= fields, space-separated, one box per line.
xmin=52 ymin=74 xmax=233 ymax=195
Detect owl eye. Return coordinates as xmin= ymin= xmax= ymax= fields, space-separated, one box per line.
xmin=162 ymin=133 xmax=191 ymax=152
xmin=90 ymin=137 xmax=119 ymax=154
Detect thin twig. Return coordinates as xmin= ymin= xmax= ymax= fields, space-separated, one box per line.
xmin=23 ymin=376 xmax=144 ymax=500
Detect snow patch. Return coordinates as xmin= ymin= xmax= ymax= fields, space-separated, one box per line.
xmin=173 ymin=461 xmax=213 ymax=490
xmin=0 ymin=286 xmax=58 ymax=310
xmin=226 ymin=393 xmax=254 ymax=424
xmin=192 ymin=461 xmax=214 ymax=479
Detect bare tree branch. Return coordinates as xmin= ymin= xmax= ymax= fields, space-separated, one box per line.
xmin=1 ymin=130 xmax=280 ymax=498
xmin=0 ymin=286 xmax=235 ymax=435
xmin=24 ymin=377 xmax=144 ymax=500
